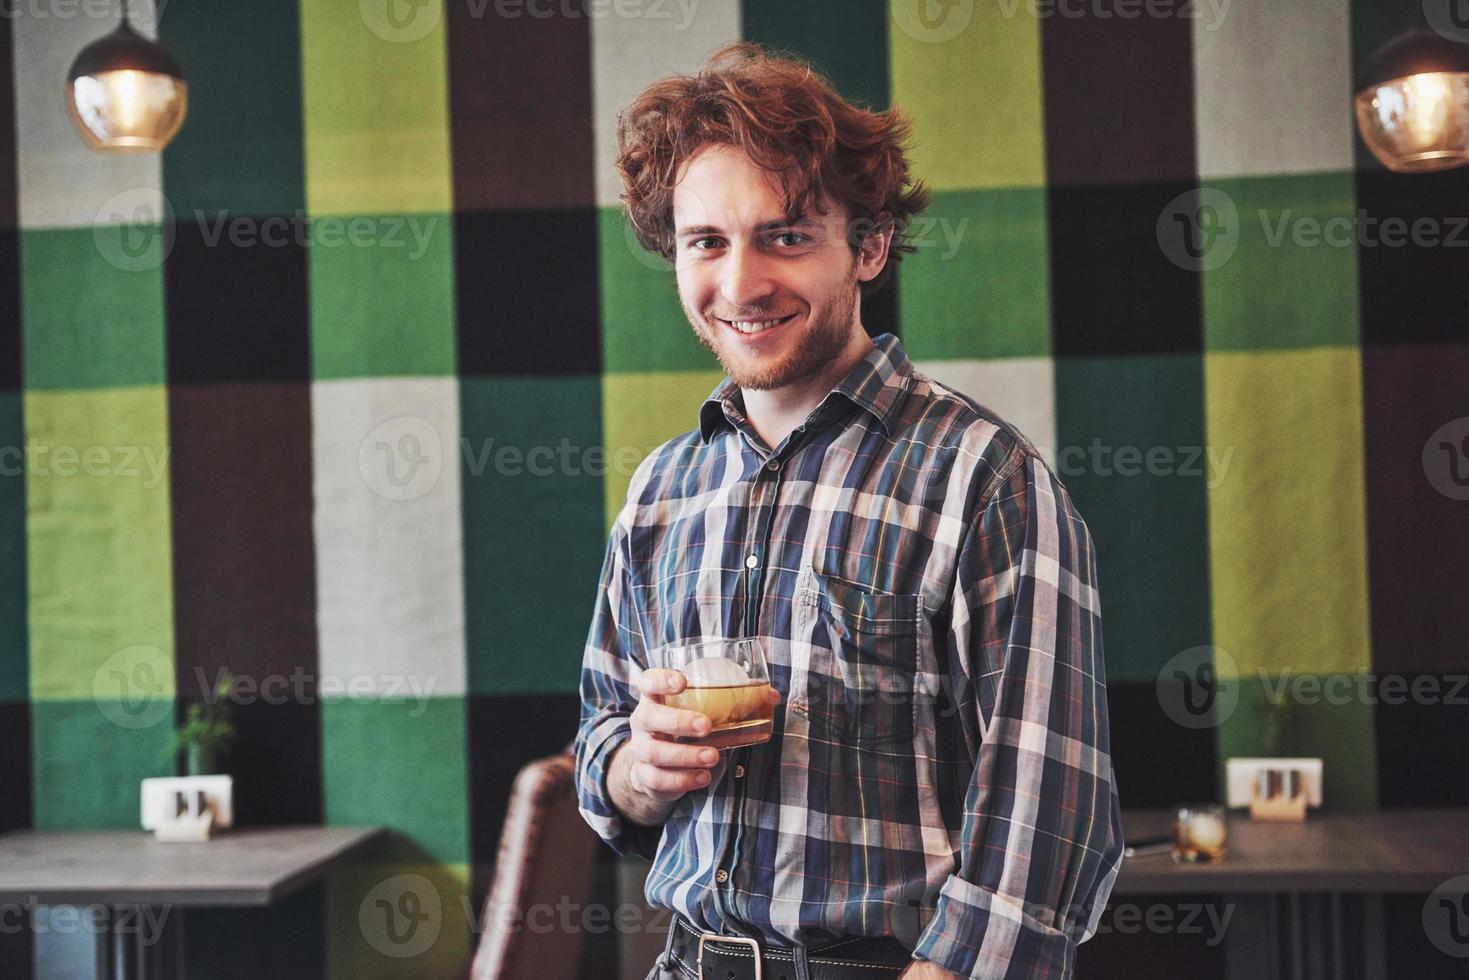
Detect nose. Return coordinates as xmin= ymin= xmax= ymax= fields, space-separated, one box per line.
xmin=718 ymin=240 xmax=777 ymax=313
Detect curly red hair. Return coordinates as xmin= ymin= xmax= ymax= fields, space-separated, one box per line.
xmin=615 ymin=42 xmax=930 ymax=295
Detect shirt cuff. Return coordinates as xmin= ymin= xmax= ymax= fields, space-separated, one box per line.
xmin=575 ymin=717 xmax=663 ymax=861
xmin=911 ymin=874 xmax=1077 ymax=980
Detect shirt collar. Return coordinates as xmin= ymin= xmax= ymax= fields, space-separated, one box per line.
xmin=697 ymin=332 xmax=914 ymax=443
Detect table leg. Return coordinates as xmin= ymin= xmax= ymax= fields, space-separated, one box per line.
xmin=91 ymin=905 xmax=182 ymax=980
xmin=1224 ymin=892 xmax=1279 ymax=980
xmin=1225 ymin=892 xmax=1388 ymax=980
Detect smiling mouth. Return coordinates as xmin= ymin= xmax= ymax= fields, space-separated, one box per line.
xmin=715 ymin=313 xmax=799 ymax=336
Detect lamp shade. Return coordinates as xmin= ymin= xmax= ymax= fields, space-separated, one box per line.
xmin=66 ymin=18 xmax=187 ymax=153
xmin=1354 ymin=28 xmax=1469 ymax=173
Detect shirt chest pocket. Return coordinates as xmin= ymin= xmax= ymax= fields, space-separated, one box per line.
xmin=791 ymin=567 xmax=922 ymax=750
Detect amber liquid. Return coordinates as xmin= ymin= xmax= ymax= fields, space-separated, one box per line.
xmin=1171 ymin=818 xmax=1227 ymax=863
xmin=663 ymin=682 xmax=775 ymax=750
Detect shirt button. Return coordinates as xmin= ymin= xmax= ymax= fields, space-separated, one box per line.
xmin=734 ymin=765 xmax=746 ymax=779
xmin=715 ymin=869 xmax=729 ymax=884
xmin=745 ymin=554 xmax=758 ymax=569
xmin=765 ymin=458 xmax=779 ymax=471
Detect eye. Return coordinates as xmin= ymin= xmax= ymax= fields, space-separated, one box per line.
xmin=687 ymin=236 xmax=723 ymax=250
xmin=768 ymin=231 xmax=808 ymax=248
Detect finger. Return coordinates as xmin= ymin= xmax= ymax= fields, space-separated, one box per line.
xmin=637 ymin=668 xmax=687 ymax=698
xmin=634 ymin=699 xmax=711 ymax=740
xmin=635 ymin=763 xmax=712 ymax=797
xmin=636 ymin=738 xmax=720 ymax=769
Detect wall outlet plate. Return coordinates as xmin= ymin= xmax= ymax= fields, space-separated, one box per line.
xmin=140 ymin=775 xmax=234 ymax=830
xmin=1225 ymin=757 xmax=1323 ymax=808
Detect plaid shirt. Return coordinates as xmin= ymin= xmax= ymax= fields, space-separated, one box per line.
xmin=575 ymin=334 xmax=1124 ymax=979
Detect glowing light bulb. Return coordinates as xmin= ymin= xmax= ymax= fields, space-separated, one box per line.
xmin=1405 ymin=72 xmax=1451 ymax=146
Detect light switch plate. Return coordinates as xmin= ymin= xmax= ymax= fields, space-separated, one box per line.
xmin=140 ymin=775 xmax=234 ymax=830
xmin=1225 ymin=757 xmax=1323 ymax=808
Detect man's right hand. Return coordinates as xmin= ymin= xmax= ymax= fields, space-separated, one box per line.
xmin=621 ymin=668 xmax=721 ymax=806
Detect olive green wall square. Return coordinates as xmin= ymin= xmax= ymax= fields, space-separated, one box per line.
xmin=0 ymin=394 xmax=26 ymax=703
xmin=322 ymin=697 xmax=468 ymax=864
xmin=599 ymin=207 xmax=712 ymax=375
xmin=326 ymin=860 xmax=471 ymax=979
xmin=31 ymin=699 xmax=173 ymax=828
xmin=460 ymin=377 xmax=605 ymax=694
xmin=308 ymin=213 xmax=456 ymax=379
xmin=1205 ymin=348 xmax=1370 ymax=678
xmin=1215 ymin=675 xmax=1378 ymax=812
xmin=1054 ymin=355 xmax=1213 ymax=683
xmin=301 ymin=0 xmax=453 ymax=216
xmin=898 ymin=187 xmax=1052 ymax=361
xmin=21 ymin=227 xmax=166 ymax=390
xmin=160 ymin=0 xmax=306 ymax=216
xmin=1203 ymin=173 xmax=1360 ymax=351
xmin=602 ymin=369 xmax=725 ymax=530
xmin=889 ymin=0 xmax=1047 ymax=190
xmin=25 ymin=388 xmax=175 ymax=701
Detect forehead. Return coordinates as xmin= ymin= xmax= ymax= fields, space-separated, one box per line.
xmin=672 ymin=143 xmax=838 ymax=231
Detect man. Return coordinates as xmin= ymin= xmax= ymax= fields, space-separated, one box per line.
xmin=576 ymin=43 xmax=1123 ymax=980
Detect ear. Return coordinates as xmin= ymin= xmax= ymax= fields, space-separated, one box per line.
xmin=855 ymin=211 xmax=895 ymax=284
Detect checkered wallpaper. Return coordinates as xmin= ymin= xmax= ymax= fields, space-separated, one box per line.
xmin=2 ymin=0 xmax=1466 ymax=977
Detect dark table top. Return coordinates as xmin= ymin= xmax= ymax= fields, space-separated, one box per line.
xmin=1116 ymin=808 xmax=1469 ymax=894
xmin=0 ymin=825 xmax=386 ymax=907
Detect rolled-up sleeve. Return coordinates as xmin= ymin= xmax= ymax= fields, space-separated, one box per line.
xmin=912 ymin=449 xmax=1125 ymax=979
xmin=573 ymin=481 xmax=663 ymax=861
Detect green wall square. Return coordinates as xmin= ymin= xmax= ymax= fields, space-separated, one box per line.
xmin=160 ymin=0 xmax=306 ymax=216
xmin=598 ymin=207 xmax=713 ymax=375
xmin=0 ymin=393 xmax=26 ymax=702
xmin=1055 ymin=355 xmax=1213 ymax=683
xmin=308 ymin=213 xmax=456 ymax=380
xmin=898 ymin=187 xmax=1052 ymax=361
xmin=1215 ymin=674 xmax=1378 ymax=811
xmin=1205 ymin=349 xmax=1371 ymax=678
xmin=301 ymin=0 xmax=453 ymax=217
xmin=461 ymin=377 xmax=606 ymax=695
xmin=326 ymin=860 xmax=471 ymax=978
xmin=25 ymin=388 xmax=175 ymax=701
xmin=32 ymin=699 xmax=173 ymax=828
xmin=1203 ymin=172 xmax=1360 ymax=351
xmin=322 ymin=697 xmax=469 ymax=864
xmin=601 ymin=369 xmax=723 ymax=530
xmin=890 ymin=0 xmax=1047 ymax=191
xmin=21 ymin=227 xmax=166 ymax=391
xmin=741 ymin=0 xmax=890 ymax=109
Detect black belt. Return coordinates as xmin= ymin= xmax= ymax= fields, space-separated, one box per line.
xmin=664 ymin=914 xmax=913 ymax=980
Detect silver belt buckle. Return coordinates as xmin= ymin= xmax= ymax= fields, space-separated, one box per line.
xmin=697 ymin=932 xmax=762 ymax=980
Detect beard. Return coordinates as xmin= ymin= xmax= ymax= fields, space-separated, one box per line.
xmin=684 ymin=272 xmax=859 ymax=392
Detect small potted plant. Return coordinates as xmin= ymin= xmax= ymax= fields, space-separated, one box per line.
xmin=164 ymin=671 xmax=237 ymax=776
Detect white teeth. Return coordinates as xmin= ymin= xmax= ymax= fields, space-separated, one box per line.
xmin=729 ymin=316 xmax=790 ymax=334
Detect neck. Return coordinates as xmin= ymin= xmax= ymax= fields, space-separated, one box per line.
xmin=741 ymin=327 xmax=874 ymax=451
